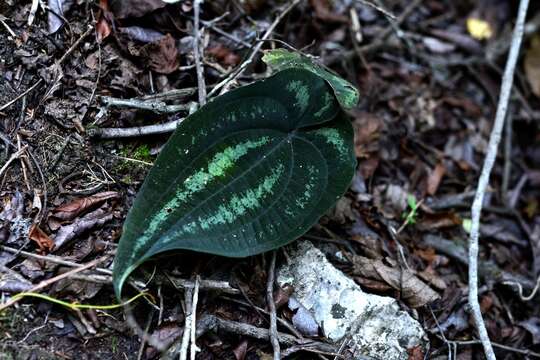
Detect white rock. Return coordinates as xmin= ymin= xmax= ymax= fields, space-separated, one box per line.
xmin=277 ymin=241 xmax=428 ymax=360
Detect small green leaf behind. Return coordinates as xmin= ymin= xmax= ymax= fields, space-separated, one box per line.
xmin=112 ymin=69 xmax=356 ymax=298
xmin=262 ymin=49 xmax=359 ymax=110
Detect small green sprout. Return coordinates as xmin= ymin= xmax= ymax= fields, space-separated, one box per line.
xmin=403 ymin=194 xmax=420 ymax=225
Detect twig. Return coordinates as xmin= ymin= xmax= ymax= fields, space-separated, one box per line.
xmin=0 ymin=245 xmax=147 ymax=290
xmin=100 ymin=96 xmax=192 ymax=114
xmin=0 ymin=144 xmax=28 ymax=178
xmin=503 ymin=276 xmax=540 ymax=301
xmin=27 ymin=0 xmax=39 ymax=26
xmin=356 ymin=0 xmax=396 ymax=21
xmin=178 ymin=287 xmax=193 ymax=360
xmin=501 ymin=107 xmax=513 ymax=205
xmin=207 ymin=0 xmax=301 ymax=98
xmin=190 ymin=276 xmax=200 ymax=360
xmin=193 ymin=0 xmax=207 ymax=105
xmin=141 ymin=88 xmax=197 ymax=102
xmin=0 ymin=255 xmax=109 ymax=312
xmin=0 ymin=80 xmax=43 ymax=111
xmin=164 ymin=314 xmax=338 ymax=358
xmin=88 ymin=119 xmax=182 ymax=139
xmin=137 ymin=312 xmax=154 ymax=360
xmin=266 ymin=251 xmax=280 ymax=360
xmin=326 ymin=0 xmax=422 ymax=65
xmin=196 ymin=315 xmax=337 ymax=352
xmin=1 ymin=16 xmax=17 ymax=37
xmin=125 ymin=303 xmax=168 ymax=352
xmin=56 ymin=25 xmax=93 ymax=66
xmin=165 ymin=275 xmax=240 ymax=295
xmin=423 ymin=235 xmax=535 ymax=289
xmin=467 ymin=1 xmax=529 ymax=358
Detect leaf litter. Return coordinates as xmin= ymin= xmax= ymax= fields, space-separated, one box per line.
xmin=0 ymin=0 xmax=539 ymax=358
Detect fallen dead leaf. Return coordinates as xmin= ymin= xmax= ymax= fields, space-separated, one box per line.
xmin=422 ymin=37 xmax=456 ymax=54
xmin=119 ymin=26 xmax=165 ymax=43
xmin=520 ymin=317 xmax=540 ymax=344
xmin=352 ymin=255 xmax=440 ymax=308
xmin=96 ymin=16 xmax=111 ymax=43
xmin=440 ymin=96 xmax=482 ymax=118
xmin=145 ymin=323 xmax=183 ymax=359
xmin=29 ymin=224 xmax=54 ymax=252
xmin=233 ymin=340 xmax=248 ymax=360
xmin=49 ymin=191 xmax=118 ymax=229
xmin=53 ymin=207 xmax=113 ymax=250
xmin=353 ymin=112 xmax=381 ymax=158
xmin=109 ymin=0 xmax=167 ymax=19
xmin=407 ymin=345 xmax=425 ymax=360
xmin=373 ymin=184 xmax=409 ymax=219
xmin=416 ymin=212 xmax=461 ymax=231
xmin=141 ymin=33 xmax=180 ymax=74
xmin=309 ymin=0 xmax=348 ymax=23
xmin=426 ymin=162 xmax=446 ymax=196
xmin=525 ymin=35 xmax=540 ymax=98
xmin=207 ymin=44 xmax=241 ymax=67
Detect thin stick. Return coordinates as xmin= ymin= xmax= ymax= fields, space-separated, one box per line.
xmin=100 ymin=96 xmax=192 ymax=114
xmin=189 ymin=276 xmax=200 ymax=360
xmin=207 ymin=0 xmax=301 ymax=98
xmin=166 ymin=276 xmax=240 ymax=295
xmin=56 ymin=25 xmax=93 ymax=66
xmin=88 ymin=119 xmax=182 ymax=139
xmin=0 ymin=256 xmax=109 ymax=312
xmin=0 ymin=145 xmax=28 ymax=178
xmin=501 ymin=107 xmax=513 ymax=204
xmin=356 ymin=0 xmax=396 ymax=21
xmin=178 ymin=287 xmax=193 ymax=360
xmin=266 ymin=251 xmax=280 ymax=360
xmin=503 ymin=276 xmax=540 ymax=301
xmin=468 ymin=1 xmax=529 ymax=359
xmin=193 ymin=0 xmax=207 ymax=105
xmin=0 ymin=80 xmax=43 ymax=111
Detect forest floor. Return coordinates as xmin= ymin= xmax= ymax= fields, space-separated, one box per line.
xmin=1 ymin=0 xmax=540 ymax=359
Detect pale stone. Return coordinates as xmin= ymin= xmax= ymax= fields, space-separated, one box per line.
xmin=277 ymin=241 xmax=428 ymax=360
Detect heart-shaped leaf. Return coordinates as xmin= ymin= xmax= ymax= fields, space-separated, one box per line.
xmin=113 ymin=68 xmax=356 ymax=298
xmin=262 ymin=49 xmax=359 ymax=110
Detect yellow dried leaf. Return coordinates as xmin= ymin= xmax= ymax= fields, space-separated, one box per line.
xmin=524 ymin=35 xmax=540 ymax=98
xmin=466 ymin=18 xmax=493 ymax=40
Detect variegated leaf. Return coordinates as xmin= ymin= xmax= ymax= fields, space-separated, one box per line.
xmin=262 ymin=49 xmax=359 ymax=110
xmin=113 ymin=68 xmax=356 ymax=298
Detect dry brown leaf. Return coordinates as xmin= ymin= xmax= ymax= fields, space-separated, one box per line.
xmin=416 ymin=212 xmax=461 ymax=231
xmin=309 ymin=0 xmax=348 ymax=23
xmin=520 ymin=317 xmax=540 ymax=344
xmin=141 ymin=33 xmax=179 ymax=74
xmin=426 ymin=162 xmax=446 ymax=196
xmin=29 ymin=224 xmax=54 ymax=252
xmin=441 ymin=96 xmax=482 ymax=117
xmin=96 ymin=16 xmax=111 ymax=43
xmin=353 ymin=112 xmax=381 ymax=158
xmin=207 ymin=44 xmax=241 ymax=67
xmin=407 ymin=345 xmax=425 ymax=360
xmin=525 ymin=35 xmax=540 ymax=98
xmin=352 ymin=255 xmax=440 ymax=308
xmin=109 ymin=0 xmax=167 ymax=19
xmin=233 ymin=340 xmax=249 ymax=360
xmin=53 ymin=207 xmax=113 ymax=250
xmin=50 ymin=191 xmax=118 ymax=224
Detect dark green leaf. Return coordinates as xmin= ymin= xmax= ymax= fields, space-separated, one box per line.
xmin=112 ymin=69 xmax=356 ymax=298
xmin=262 ymin=49 xmax=359 ymax=110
